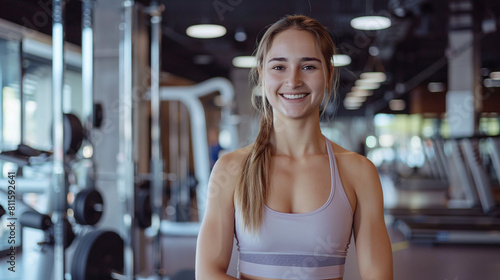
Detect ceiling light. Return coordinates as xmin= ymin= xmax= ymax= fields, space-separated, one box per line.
xmin=360 ymin=72 xmax=386 ymax=83
xmin=344 ymin=99 xmax=362 ymax=110
xmin=389 ymin=99 xmax=406 ymax=111
xmin=350 ymin=16 xmax=391 ymax=30
xmin=347 ymin=91 xmax=373 ymax=98
xmin=232 ymin=56 xmax=257 ymax=68
xmin=427 ymin=82 xmax=445 ymax=92
xmin=355 ymin=80 xmax=380 ymax=90
xmin=186 ymin=24 xmax=226 ymax=39
xmin=345 ymin=95 xmax=367 ymax=103
xmin=344 ymin=104 xmax=361 ymax=110
xmin=490 ymin=71 xmax=500 ymax=80
xmin=343 ymin=98 xmax=362 ymax=110
xmin=332 ymin=54 xmax=351 ymax=67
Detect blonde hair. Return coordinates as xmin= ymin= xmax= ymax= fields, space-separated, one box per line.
xmin=236 ymin=15 xmax=339 ymax=232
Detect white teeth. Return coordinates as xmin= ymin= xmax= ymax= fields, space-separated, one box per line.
xmin=282 ymin=94 xmax=307 ymax=99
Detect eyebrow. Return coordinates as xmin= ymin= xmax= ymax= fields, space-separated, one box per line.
xmin=267 ymin=57 xmax=322 ymax=63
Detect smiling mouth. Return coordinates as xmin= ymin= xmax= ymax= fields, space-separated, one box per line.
xmin=280 ymin=93 xmax=309 ymax=100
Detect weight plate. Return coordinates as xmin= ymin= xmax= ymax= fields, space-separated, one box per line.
xmin=50 ymin=113 xmax=84 ymax=155
xmin=64 ymin=113 xmax=84 ymax=155
xmin=46 ymin=218 xmax=75 ymax=248
xmin=71 ymin=230 xmax=124 ymax=280
xmin=74 ymin=189 xmax=103 ymax=226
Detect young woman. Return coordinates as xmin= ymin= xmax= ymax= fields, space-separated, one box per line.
xmin=196 ymin=15 xmax=393 ymax=280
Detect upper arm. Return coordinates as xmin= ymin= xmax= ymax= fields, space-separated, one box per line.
xmin=195 ymin=152 xmax=242 ymax=279
xmin=351 ymin=157 xmax=393 ymax=280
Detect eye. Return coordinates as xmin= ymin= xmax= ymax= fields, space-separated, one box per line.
xmin=272 ymin=65 xmax=284 ymax=70
xmin=302 ymin=65 xmax=316 ymax=70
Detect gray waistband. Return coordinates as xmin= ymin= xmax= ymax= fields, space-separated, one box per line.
xmin=239 ymin=253 xmax=346 ymax=267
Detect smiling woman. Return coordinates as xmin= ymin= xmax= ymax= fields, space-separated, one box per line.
xmin=195 ymin=15 xmax=393 ymax=280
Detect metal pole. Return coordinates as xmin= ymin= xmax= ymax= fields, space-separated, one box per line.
xmin=51 ymin=1 xmax=66 ymax=280
xmin=149 ymin=1 xmax=165 ymax=276
xmin=169 ymin=101 xmax=179 ymax=220
xmin=82 ymin=0 xmax=94 ymax=134
xmin=179 ymin=104 xmax=190 ymax=221
xmin=82 ymin=0 xmax=97 ymax=193
xmin=19 ymin=41 xmax=25 ymax=145
xmin=119 ymin=1 xmax=135 ymax=279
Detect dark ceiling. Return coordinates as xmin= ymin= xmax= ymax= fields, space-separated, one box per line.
xmin=1 ymin=0 xmax=500 ymax=117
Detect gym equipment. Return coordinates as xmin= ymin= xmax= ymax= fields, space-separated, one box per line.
xmin=51 ymin=0 xmax=69 ymax=279
xmin=62 ymin=113 xmax=84 ymax=156
xmin=48 ymin=218 xmax=76 ymax=249
xmin=75 ymin=0 xmax=104 ymax=228
xmin=0 ymin=143 xmax=52 ymax=166
xmin=460 ymin=138 xmax=496 ymax=213
xmin=71 ymin=230 xmax=124 ymax=280
xmin=0 ymin=204 xmax=5 ymax=218
xmin=446 ymin=139 xmax=479 ymax=208
xmin=93 ymin=103 xmax=104 ymax=129
xmin=1 ymin=112 xmax=83 ymax=165
xmin=389 ymin=136 xmax=500 ymax=244
xmin=0 ymin=190 xmax=77 ymax=248
xmin=136 ymin=180 xmax=152 ymax=229
xmin=421 ymin=139 xmax=448 ymax=181
xmin=51 ymin=113 xmax=84 ymax=156
xmin=73 ymin=188 xmax=104 ymax=226
xmin=487 ymin=137 xmax=500 ymax=185
xmin=148 ymin=1 xmax=166 ymax=276
xmin=118 ymin=1 xmax=136 ymax=279
xmin=19 ymin=211 xmax=52 ymax=230
xmin=153 ymin=77 xmax=239 ymax=236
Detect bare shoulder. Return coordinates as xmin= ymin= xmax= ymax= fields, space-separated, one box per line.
xmin=209 ymin=145 xmax=252 ymax=194
xmin=213 ymin=145 xmax=252 ymax=175
xmin=329 ymin=140 xmax=375 ymax=170
xmin=327 ymin=140 xmax=380 ymax=195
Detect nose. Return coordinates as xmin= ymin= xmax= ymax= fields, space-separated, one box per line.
xmin=286 ymin=68 xmax=303 ymax=88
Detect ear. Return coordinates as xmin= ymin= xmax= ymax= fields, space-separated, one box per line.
xmin=258 ymin=66 xmax=262 ymax=77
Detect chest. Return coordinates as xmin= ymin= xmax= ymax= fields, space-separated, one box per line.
xmin=266 ymin=154 xmax=332 ymax=214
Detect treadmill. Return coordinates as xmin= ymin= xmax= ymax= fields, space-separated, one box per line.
xmin=386 ymin=136 xmax=500 ymax=244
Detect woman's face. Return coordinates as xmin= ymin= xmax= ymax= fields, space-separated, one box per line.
xmin=262 ymin=29 xmax=327 ymax=120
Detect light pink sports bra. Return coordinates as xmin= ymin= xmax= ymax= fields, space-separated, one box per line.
xmin=234 ymin=136 xmax=354 ymax=279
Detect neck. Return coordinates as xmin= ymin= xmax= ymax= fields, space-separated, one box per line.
xmin=271 ymin=112 xmax=325 ymax=158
